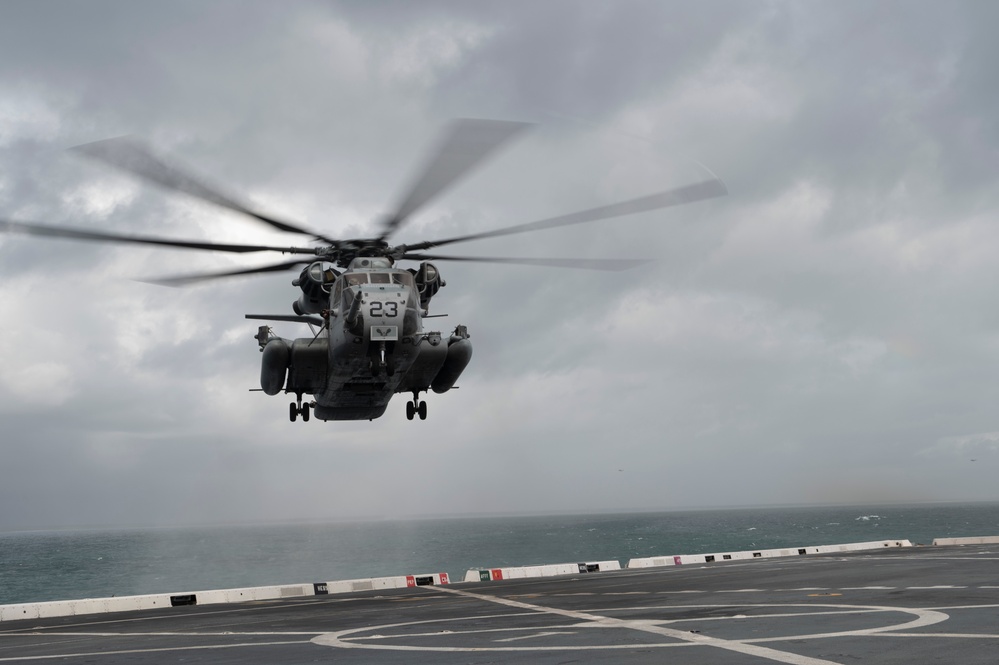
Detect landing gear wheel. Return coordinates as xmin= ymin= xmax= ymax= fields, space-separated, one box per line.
xmin=289 ymin=402 xmax=298 ymax=422
xmin=302 ymin=403 xmax=311 ymax=422
xmin=418 ymin=400 xmax=428 ymax=420
xmin=406 ymin=401 xmax=415 ymax=421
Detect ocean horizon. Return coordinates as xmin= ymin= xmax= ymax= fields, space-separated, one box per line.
xmin=3 ymin=501 xmax=998 ymax=605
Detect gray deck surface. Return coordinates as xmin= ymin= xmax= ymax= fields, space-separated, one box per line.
xmin=1 ymin=544 xmax=997 ymax=663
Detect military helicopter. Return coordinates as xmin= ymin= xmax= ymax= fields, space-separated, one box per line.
xmin=1 ymin=119 xmax=726 ymax=422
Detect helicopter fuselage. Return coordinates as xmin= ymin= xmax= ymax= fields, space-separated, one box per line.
xmin=257 ymin=257 xmax=471 ymax=421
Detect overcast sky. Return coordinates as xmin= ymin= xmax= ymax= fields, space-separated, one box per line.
xmin=1 ymin=1 xmax=997 ymax=530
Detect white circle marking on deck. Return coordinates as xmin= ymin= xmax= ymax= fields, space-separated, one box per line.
xmin=310 ymin=586 xmax=949 ymax=663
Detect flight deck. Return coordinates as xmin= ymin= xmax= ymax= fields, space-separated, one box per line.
xmin=1 ymin=543 xmax=997 ymax=663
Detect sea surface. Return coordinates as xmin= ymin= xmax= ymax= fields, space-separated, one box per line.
xmin=2 ymin=502 xmax=998 ymax=605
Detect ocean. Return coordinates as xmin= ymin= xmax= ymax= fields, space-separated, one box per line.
xmin=2 ymin=502 xmax=998 ymax=605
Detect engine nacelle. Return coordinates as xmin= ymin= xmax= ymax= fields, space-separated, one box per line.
xmin=260 ymin=338 xmax=290 ymax=396
xmin=411 ymin=262 xmax=445 ymax=310
xmin=432 ymin=326 xmax=472 ymax=394
xmin=292 ymin=262 xmax=339 ymax=315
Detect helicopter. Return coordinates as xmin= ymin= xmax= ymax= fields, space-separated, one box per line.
xmin=0 ymin=119 xmax=726 ymax=422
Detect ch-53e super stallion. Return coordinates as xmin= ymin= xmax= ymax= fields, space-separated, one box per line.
xmin=1 ymin=119 xmax=726 ymax=422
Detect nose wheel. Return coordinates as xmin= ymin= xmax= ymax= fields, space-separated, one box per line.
xmin=289 ymin=396 xmax=311 ymax=422
xmin=406 ymin=392 xmax=428 ymax=421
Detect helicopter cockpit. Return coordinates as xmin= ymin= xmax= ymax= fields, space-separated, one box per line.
xmin=340 ymin=270 xmax=416 ymax=288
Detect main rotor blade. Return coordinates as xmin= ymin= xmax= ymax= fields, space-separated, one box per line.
xmin=378 ymin=119 xmax=531 ymax=242
xmin=72 ymin=137 xmax=336 ymax=242
xmin=0 ymin=219 xmax=318 ymax=254
xmin=406 ymin=178 xmax=728 ymax=251
xmin=142 ymin=258 xmax=309 ymax=287
xmin=401 ymin=252 xmax=652 ymax=271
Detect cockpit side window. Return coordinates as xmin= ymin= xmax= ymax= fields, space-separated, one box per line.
xmin=332 ymin=279 xmax=343 ymax=308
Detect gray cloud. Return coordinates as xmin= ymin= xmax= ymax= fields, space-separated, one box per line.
xmin=1 ymin=0 xmax=997 ymax=530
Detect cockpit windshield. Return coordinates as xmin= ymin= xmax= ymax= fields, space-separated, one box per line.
xmin=341 ymin=270 xmax=415 ymax=291
xmin=391 ymin=271 xmax=415 ymax=288
xmin=345 ymin=273 xmax=368 ymax=286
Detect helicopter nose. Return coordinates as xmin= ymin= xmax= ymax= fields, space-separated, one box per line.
xmin=365 ymin=292 xmax=406 ymax=342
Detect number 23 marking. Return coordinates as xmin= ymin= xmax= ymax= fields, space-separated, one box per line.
xmin=369 ymin=301 xmax=398 ymax=317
